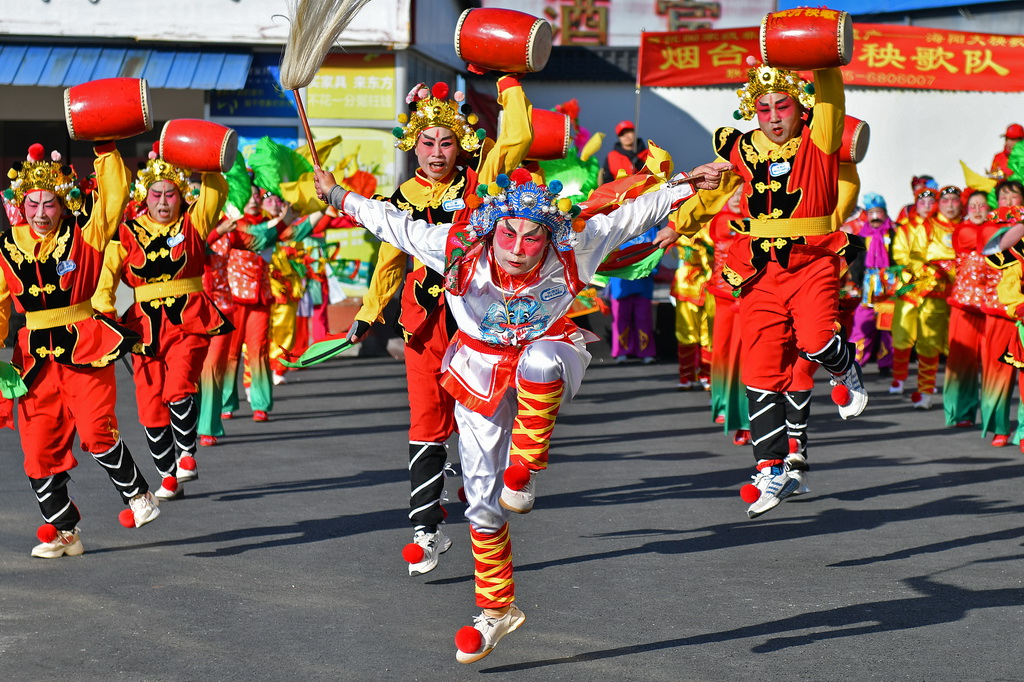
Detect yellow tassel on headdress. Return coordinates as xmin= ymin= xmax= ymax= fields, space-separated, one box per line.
xmin=735 ymin=65 xmax=815 ymax=121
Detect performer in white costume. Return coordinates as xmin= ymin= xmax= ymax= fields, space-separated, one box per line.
xmin=314 ymin=161 xmax=728 ymax=663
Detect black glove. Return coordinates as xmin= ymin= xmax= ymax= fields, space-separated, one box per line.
xmin=347 ymin=319 xmax=371 ymax=343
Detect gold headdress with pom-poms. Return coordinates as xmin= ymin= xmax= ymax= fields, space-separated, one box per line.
xmin=392 ymin=82 xmax=484 ymax=153
xmin=132 ymin=144 xmax=192 ymax=203
xmin=4 ymin=143 xmax=84 ymax=213
xmin=734 ymin=65 xmax=815 ymax=121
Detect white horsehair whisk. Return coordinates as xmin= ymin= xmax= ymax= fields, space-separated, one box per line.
xmin=280 ymin=0 xmax=374 ymax=166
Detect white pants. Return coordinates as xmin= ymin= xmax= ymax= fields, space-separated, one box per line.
xmin=456 ymin=339 xmax=590 ymax=533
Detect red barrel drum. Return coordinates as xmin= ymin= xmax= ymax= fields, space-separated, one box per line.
xmin=841 ymin=116 xmax=870 ymax=164
xmin=454 ymin=8 xmax=553 ymax=73
xmin=64 ymin=78 xmax=151 ymax=141
xmin=760 ymin=8 xmax=853 ymax=70
xmin=159 ymin=119 xmax=238 ymax=173
xmin=526 ymin=109 xmax=572 ymax=161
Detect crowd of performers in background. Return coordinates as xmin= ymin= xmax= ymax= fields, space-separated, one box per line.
xmin=7 ymin=53 xmax=1024 ymax=666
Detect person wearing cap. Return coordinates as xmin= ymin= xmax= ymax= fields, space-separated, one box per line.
xmin=602 ymin=120 xmax=650 ymax=183
xmin=890 ymin=186 xmax=954 ymax=408
xmin=944 ymin=190 xmax=989 ymax=427
xmin=0 ymin=141 xmax=161 ymax=558
xmin=348 ymin=76 xmax=532 ymax=578
xmin=991 ymin=124 xmax=1024 ymax=179
xmin=91 ymin=146 xmax=231 ymax=500
xmin=314 ymin=156 xmax=729 ymax=664
xmin=847 ymin=193 xmax=897 ymax=378
xmin=667 ymin=56 xmax=868 ymax=520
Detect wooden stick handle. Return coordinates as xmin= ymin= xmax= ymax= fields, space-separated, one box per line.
xmin=666 ymin=172 xmax=707 ymax=187
xmin=292 ymin=89 xmax=320 ymax=168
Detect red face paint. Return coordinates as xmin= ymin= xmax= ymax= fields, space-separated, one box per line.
xmin=492 ymin=218 xmax=548 ymax=276
xmin=755 ymin=93 xmax=801 ymax=145
xmin=415 ymin=126 xmax=458 ymax=181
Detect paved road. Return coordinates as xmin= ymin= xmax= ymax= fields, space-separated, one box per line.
xmin=1 ymin=338 xmax=1021 ymax=681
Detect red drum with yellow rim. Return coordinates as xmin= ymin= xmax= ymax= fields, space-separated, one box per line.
xmin=841 ymin=116 xmax=870 ymax=164
xmin=159 ymin=120 xmax=238 ymax=173
xmin=454 ymin=8 xmax=553 ymax=73
xmin=64 ymin=78 xmax=152 ymax=141
xmin=526 ymin=110 xmax=572 ymax=161
xmin=760 ymin=8 xmax=853 ymax=70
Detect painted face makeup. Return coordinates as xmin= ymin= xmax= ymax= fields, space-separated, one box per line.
xmin=492 ymin=218 xmax=548 ymax=276
xmin=755 ymin=92 xmax=801 ymax=145
xmin=966 ymin=195 xmax=989 ymax=225
xmin=915 ymin=194 xmax=936 ymax=217
xmin=938 ymin=194 xmax=962 ymax=222
xmin=146 ymin=180 xmax=183 ymax=225
xmin=23 ymin=190 xmax=62 ymax=235
xmin=415 ymin=126 xmax=458 ymax=181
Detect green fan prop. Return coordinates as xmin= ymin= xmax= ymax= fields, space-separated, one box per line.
xmin=278 ymin=334 xmax=355 ymax=368
xmin=0 ymin=361 xmax=27 ymax=399
xmin=592 ymin=242 xmax=665 ymax=285
xmin=538 ymin=144 xmax=600 ymax=203
xmin=249 ymin=136 xmax=314 ymax=197
xmin=225 ymin=151 xmax=253 ymax=216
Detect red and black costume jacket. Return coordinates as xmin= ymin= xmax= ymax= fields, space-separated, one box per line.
xmin=669 ymin=68 xmax=860 ymax=289
xmin=0 ymin=144 xmax=137 ymax=387
xmin=92 ymin=173 xmax=232 ymax=355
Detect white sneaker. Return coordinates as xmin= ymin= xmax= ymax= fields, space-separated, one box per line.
xmin=129 ymin=492 xmax=161 ymax=527
xmin=455 ymin=604 xmax=526 ymax=664
xmin=176 ymin=455 xmax=198 ymax=483
xmin=745 ymin=464 xmax=800 ymax=519
xmin=154 ymin=476 xmax=182 ymax=500
xmin=912 ymin=392 xmax=933 ymax=410
xmin=889 ymin=379 xmax=905 ymax=395
xmin=272 ymin=371 xmax=287 ymax=386
xmin=791 ymin=472 xmax=812 ymax=496
xmin=831 ymin=362 xmax=868 ymax=420
xmin=499 ymin=470 xmax=537 ymax=514
xmin=407 ymin=528 xmax=453 ymax=576
xmin=31 ymin=528 xmax=84 ymax=558
xmin=244 ymin=387 xmax=251 ymax=402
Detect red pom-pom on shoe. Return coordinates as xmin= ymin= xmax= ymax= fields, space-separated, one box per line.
xmin=455 ymin=625 xmax=483 ymax=654
xmin=457 ymin=486 xmax=467 ymax=503
xmin=118 ymin=508 xmax=137 ymax=528
xmin=503 ymin=463 xmax=531 ymax=491
xmin=161 ymin=476 xmax=179 ymax=493
xmin=27 ymin=143 xmax=45 ymax=162
xmin=891 ymin=380 xmax=901 ymax=388
xmin=740 ymin=483 xmax=761 ymax=504
xmin=910 ymin=391 xmax=922 ymax=403
xmin=178 ymin=456 xmax=197 ymax=473
xmin=831 ymin=384 xmax=850 ymax=406
xmin=431 ymin=82 xmax=450 ymax=99
xmin=510 ymin=167 xmax=533 ymax=185
xmin=441 ymin=505 xmax=448 ymax=520
xmin=788 ymin=438 xmax=800 ymax=455
xmin=402 ymin=542 xmax=425 ymax=564
xmin=36 ymin=523 xmax=58 ymax=543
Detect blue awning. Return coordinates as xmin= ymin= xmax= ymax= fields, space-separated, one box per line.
xmin=0 ymin=43 xmax=253 ymax=90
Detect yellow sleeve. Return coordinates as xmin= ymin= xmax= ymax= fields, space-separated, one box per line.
xmin=91 ymin=239 xmax=127 ymax=315
xmin=188 ymin=172 xmax=229 ymax=239
xmin=834 ymin=163 xmax=860 ymax=228
xmin=475 ymin=75 xmax=533 ymax=185
xmin=355 ymin=241 xmax=407 ymax=325
xmin=82 ymin=144 xmax=132 ymax=252
xmin=997 ymin=261 xmax=1023 ymax=317
xmin=809 ymin=68 xmax=845 ymax=155
xmin=0 ymin=270 xmax=10 ymax=347
xmin=669 ymin=166 xmax=743 ymax=237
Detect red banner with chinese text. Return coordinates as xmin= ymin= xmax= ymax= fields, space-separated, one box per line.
xmin=639 ymin=23 xmax=1024 ymax=91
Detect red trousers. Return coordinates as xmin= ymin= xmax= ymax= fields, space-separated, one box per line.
xmin=133 ymin=328 xmax=210 ymax=427
xmin=17 ymin=362 xmax=121 ymax=479
xmin=740 ymin=255 xmax=840 ymax=392
xmin=407 ymin=312 xmax=456 ymax=443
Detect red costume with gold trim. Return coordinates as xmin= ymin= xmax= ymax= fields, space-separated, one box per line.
xmin=0 ymin=143 xmax=157 ymax=538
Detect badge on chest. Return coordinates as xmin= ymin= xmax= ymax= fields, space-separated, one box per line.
xmin=768 ymin=161 xmax=791 ymax=177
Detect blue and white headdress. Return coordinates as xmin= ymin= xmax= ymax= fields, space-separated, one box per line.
xmin=469 ymin=168 xmax=583 ymax=252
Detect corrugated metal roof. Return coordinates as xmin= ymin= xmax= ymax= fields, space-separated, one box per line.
xmin=0 ymin=43 xmax=253 ymax=90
